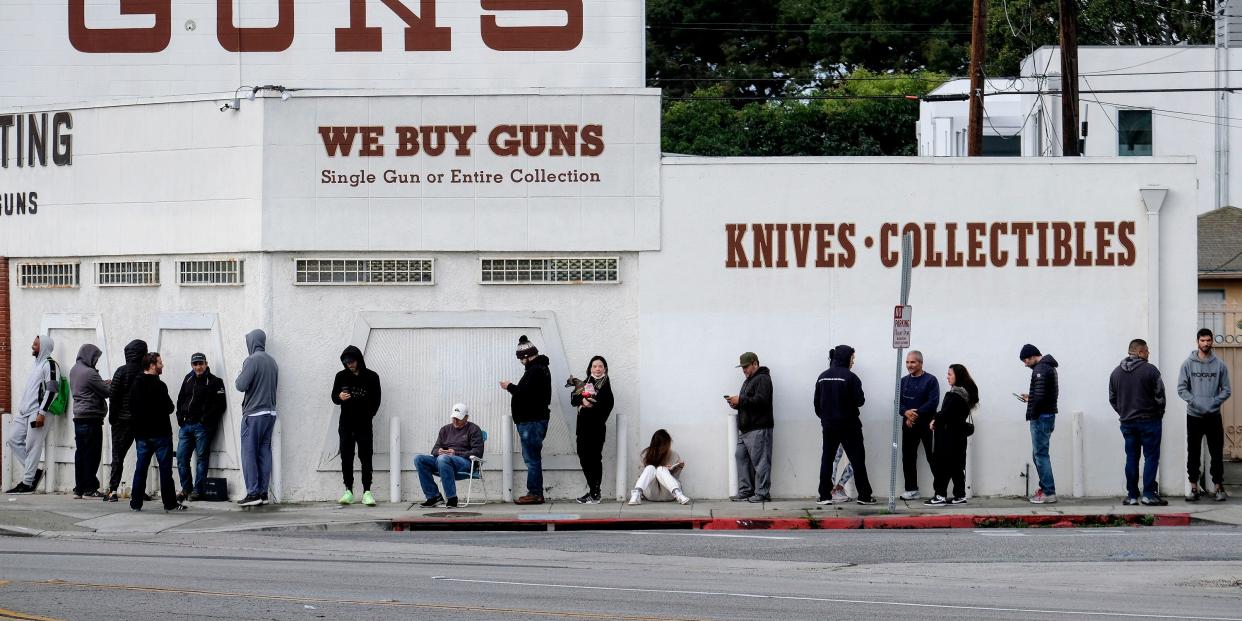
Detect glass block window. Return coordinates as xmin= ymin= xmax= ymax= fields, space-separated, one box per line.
xmin=1118 ymin=110 xmax=1153 ymax=156
xmin=95 ymin=260 xmax=159 ymax=286
xmin=295 ymin=258 xmax=434 ymax=285
xmin=479 ymin=257 xmax=620 ymax=284
xmin=18 ymin=262 xmax=80 ymax=288
xmin=178 ymin=259 xmax=244 ymax=286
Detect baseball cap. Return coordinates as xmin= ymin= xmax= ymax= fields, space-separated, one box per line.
xmin=451 ymin=403 xmax=469 ymax=420
xmin=736 ymin=352 xmax=758 ymax=367
xmin=190 ymin=353 xmax=207 ymax=364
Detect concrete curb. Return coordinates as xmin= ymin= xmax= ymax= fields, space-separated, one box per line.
xmin=390 ymin=513 xmax=1192 ymax=532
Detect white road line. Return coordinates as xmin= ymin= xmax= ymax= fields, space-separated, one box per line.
xmin=430 ymin=576 xmax=1242 ymax=621
xmin=616 ymin=531 xmax=802 ymax=540
xmin=974 ymin=530 xmax=1028 ymax=536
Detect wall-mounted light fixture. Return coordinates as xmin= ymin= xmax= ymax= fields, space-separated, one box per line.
xmin=220 ymin=85 xmax=295 ymax=112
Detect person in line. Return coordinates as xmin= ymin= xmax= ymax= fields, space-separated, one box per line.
xmin=899 ymin=350 xmax=940 ymax=500
xmin=572 ymin=355 xmax=614 ymax=504
xmin=1178 ymin=328 xmax=1232 ymax=502
xmin=235 ymin=329 xmax=279 ymax=507
xmin=128 ymin=352 xmax=187 ymax=512
xmin=175 ymin=353 xmax=227 ymax=502
xmin=1018 ymin=344 xmax=1059 ymax=504
xmin=331 ymin=345 xmax=382 ymax=507
xmin=1109 ymin=339 xmax=1167 ymax=506
xmin=5 ymin=335 xmax=57 ymax=495
xmin=70 ymin=343 xmax=110 ymax=499
xmin=415 ymin=404 xmax=485 ymax=509
xmin=925 ymin=364 xmax=979 ymax=506
xmin=726 ymin=352 xmax=773 ymax=503
xmin=500 ymin=335 xmax=551 ymax=505
xmin=815 ymin=345 xmax=877 ymax=505
xmin=627 ymin=429 xmax=690 ymax=505
xmin=104 ymin=339 xmax=149 ymax=502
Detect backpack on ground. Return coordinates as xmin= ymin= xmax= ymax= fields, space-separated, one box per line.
xmin=46 ymin=359 xmax=71 ymax=416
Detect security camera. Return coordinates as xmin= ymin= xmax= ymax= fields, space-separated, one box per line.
xmin=220 ymin=103 xmax=230 ymax=112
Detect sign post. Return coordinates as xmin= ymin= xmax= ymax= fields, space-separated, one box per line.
xmin=888 ymin=233 xmax=914 ymax=512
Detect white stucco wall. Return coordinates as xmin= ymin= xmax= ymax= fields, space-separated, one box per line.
xmin=645 ymin=157 xmax=1198 ymax=499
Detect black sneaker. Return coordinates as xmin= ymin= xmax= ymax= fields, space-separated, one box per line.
xmin=1141 ymin=495 xmax=1168 ymax=506
xmin=1185 ymin=488 xmax=1201 ymax=502
xmin=855 ymin=496 xmax=878 ymax=505
xmin=187 ymin=492 xmax=202 ymax=502
xmin=260 ymin=492 xmax=269 ymax=505
xmin=165 ymin=504 xmax=189 ymax=512
xmin=575 ymin=492 xmax=594 ymax=504
xmin=950 ymin=497 xmax=968 ymax=505
xmin=103 ymin=490 xmax=119 ymax=502
xmin=923 ymin=495 xmax=947 ymax=506
xmin=729 ymin=494 xmax=752 ymax=502
xmin=747 ymin=494 xmax=771 ymax=503
xmin=1123 ymin=497 xmax=1139 ymax=506
xmin=238 ymin=494 xmax=263 ymax=507
xmin=446 ymin=496 xmax=459 ymax=508
xmin=420 ymin=495 xmax=444 ymax=508
xmin=176 ymin=491 xmax=188 ymax=502
xmin=4 ymin=483 xmax=33 ymax=495
xmin=30 ymin=469 xmax=44 ymax=490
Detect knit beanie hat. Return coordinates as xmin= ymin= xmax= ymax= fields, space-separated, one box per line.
xmin=1019 ymin=344 xmax=1041 ymax=360
xmin=516 ymin=335 xmax=539 ymax=359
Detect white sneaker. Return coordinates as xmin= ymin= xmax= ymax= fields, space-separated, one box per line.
xmin=673 ymin=490 xmax=691 ymax=505
xmin=627 ymin=490 xmax=642 ymax=506
xmin=900 ymin=490 xmax=921 ymax=501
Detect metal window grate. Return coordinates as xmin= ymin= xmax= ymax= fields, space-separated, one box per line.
xmin=18 ymin=262 xmax=80 ymax=288
xmin=295 ymin=258 xmax=434 ymax=285
xmin=177 ymin=259 xmax=244 ymax=286
xmin=479 ymin=257 xmax=620 ymax=284
xmin=95 ymin=260 xmax=160 ymax=287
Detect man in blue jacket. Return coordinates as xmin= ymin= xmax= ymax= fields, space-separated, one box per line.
xmin=235 ymin=329 xmax=279 ymax=507
xmin=814 ymin=345 xmax=876 ymax=505
xmin=898 ymin=350 xmax=939 ymax=500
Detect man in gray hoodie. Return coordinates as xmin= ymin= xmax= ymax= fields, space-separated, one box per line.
xmin=235 ymin=329 xmax=279 ymax=507
xmin=5 ymin=334 xmax=57 ymax=494
xmin=70 ymin=344 xmax=110 ymax=498
xmin=1178 ymin=328 xmax=1232 ymax=502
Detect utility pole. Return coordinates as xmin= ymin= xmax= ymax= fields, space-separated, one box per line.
xmin=1059 ymin=0 xmax=1081 ymax=156
xmin=966 ymin=0 xmax=987 ymax=155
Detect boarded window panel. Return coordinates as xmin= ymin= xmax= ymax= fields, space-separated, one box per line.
xmin=359 ymin=328 xmax=572 ymax=460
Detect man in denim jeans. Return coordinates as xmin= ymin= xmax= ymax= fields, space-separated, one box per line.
xmin=1018 ymin=344 xmax=1059 ymax=504
xmin=1108 ymin=339 xmax=1167 ymax=506
xmin=501 ymin=335 xmax=552 ymax=505
xmin=175 ymin=353 xmax=227 ymax=502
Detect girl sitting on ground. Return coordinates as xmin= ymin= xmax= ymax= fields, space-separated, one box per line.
xmin=627 ymin=429 xmax=691 ymax=505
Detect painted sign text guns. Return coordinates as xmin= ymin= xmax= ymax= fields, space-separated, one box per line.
xmin=67 ymin=0 xmax=583 ymax=53
xmin=318 ymin=125 xmax=604 ymax=158
xmin=725 ymin=221 xmax=1138 ymax=269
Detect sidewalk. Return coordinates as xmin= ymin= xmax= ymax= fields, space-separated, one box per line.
xmin=1 ymin=492 xmax=1237 ymax=537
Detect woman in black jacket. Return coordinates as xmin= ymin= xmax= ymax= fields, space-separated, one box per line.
xmin=925 ymin=364 xmax=979 ymax=506
xmin=572 ymin=355 xmax=615 ymax=504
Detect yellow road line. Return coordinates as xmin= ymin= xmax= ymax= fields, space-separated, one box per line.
xmin=0 ymin=607 xmax=64 ymax=621
xmin=31 ymin=580 xmax=704 ymax=621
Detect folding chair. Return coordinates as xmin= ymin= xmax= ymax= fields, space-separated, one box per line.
xmin=455 ymin=430 xmax=488 ymax=507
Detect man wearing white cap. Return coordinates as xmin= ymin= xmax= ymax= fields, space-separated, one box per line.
xmin=414 ymin=404 xmax=485 ymax=508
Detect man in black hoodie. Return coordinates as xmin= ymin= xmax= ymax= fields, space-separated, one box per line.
xmin=128 ymin=352 xmax=186 ymax=512
xmin=1019 ymin=344 xmax=1059 ymax=504
xmin=1108 ymin=339 xmax=1167 ymax=506
xmin=726 ymin=352 xmax=773 ymax=503
xmin=814 ymin=345 xmax=876 ymax=505
xmin=175 ymin=353 xmax=227 ymax=502
xmin=500 ymin=335 xmax=551 ymax=505
xmin=331 ymin=345 xmax=382 ymax=506
xmin=104 ymin=339 xmax=148 ymax=502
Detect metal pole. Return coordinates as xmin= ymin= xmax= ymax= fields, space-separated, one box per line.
xmin=614 ymin=412 xmax=628 ymax=501
xmin=727 ymin=411 xmax=739 ymax=498
xmin=888 ymin=233 xmax=914 ymax=513
xmin=501 ymin=414 xmax=514 ymax=503
xmin=270 ymin=416 xmax=282 ymax=503
xmin=389 ymin=416 xmax=401 ymax=503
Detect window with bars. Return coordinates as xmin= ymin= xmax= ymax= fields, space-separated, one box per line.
xmin=95 ymin=260 xmax=160 ymax=286
xmin=18 ymin=262 xmax=80 ymax=288
xmin=177 ymin=259 xmax=244 ymax=286
xmin=295 ymin=258 xmax=434 ymax=285
xmin=479 ymin=257 xmax=620 ymax=284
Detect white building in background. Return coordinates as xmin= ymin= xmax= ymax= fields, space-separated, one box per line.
xmin=916 ymin=78 xmax=1027 ymax=156
xmin=0 ymin=3 xmax=1199 ymax=503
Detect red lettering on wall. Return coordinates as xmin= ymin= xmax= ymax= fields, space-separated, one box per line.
xmin=815 ymin=224 xmax=836 ymax=268
xmin=1012 ymin=222 xmax=1034 ymax=267
xmin=359 ymin=126 xmax=385 ymax=156
xmin=489 ymin=125 xmax=519 ymax=156
xmin=336 ymin=0 xmax=450 ymax=52
xmin=217 ymin=0 xmax=295 ymax=52
xmin=837 ymin=223 xmax=856 ymax=268
xmin=965 ymin=222 xmax=986 ymax=267
xmin=319 ymin=126 xmax=360 ymax=156
xmin=580 ymin=125 xmax=604 ymax=156
xmin=1051 ymin=222 xmax=1073 ymax=267
xmin=989 ymin=222 xmax=1009 ymax=267
xmin=922 ymin=222 xmax=943 ymax=267
xmin=726 ymin=224 xmax=748 ymax=268
xmin=944 ymin=222 xmax=964 ymax=267
xmin=1094 ymin=221 xmax=1116 ymax=266
xmin=791 ymin=224 xmax=812 ymax=267
xmin=752 ymin=224 xmax=776 ymax=268
xmin=1072 ymin=221 xmax=1094 ymax=266
xmin=68 ymin=0 xmax=171 ymax=53
xmin=396 ymin=126 xmax=419 ymax=156
xmin=775 ymin=224 xmax=789 ymax=268
xmin=1117 ymin=221 xmax=1137 ymax=266
xmin=480 ymin=0 xmax=583 ymax=51
xmin=1035 ymin=222 xmax=1050 ymax=267
xmin=879 ymin=223 xmax=899 ymax=268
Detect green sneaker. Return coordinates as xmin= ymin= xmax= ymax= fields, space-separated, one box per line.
xmin=362 ymin=490 xmax=376 ymax=506
xmin=338 ymin=490 xmax=354 ymax=505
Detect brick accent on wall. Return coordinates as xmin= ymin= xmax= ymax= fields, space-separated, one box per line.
xmin=0 ymin=256 xmax=9 ymax=414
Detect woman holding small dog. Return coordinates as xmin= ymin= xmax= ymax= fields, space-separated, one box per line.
xmin=571 ymin=355 xmax=614 ymax=504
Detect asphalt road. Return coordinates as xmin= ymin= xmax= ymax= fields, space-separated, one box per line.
xmin=0 ymin=527 xmax=1240 ymax=621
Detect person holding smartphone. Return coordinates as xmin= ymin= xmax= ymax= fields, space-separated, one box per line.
xmin=726 ymin=352 xmax=774 ymax=503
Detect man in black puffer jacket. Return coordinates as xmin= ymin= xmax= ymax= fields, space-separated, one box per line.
xmin=104 ymin=339 xmax=148 ymax=502
xmin=175 ymin=353 xmax=227 ymax=501
xmin=814 ymin=345 xmax=875 ymax=505
xmin=501 ymin=335 xmax=551 ymax=505
xmin=1019 ymin=344 xmax=1060 ymax=504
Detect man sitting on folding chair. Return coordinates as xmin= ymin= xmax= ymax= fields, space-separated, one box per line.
xmin=414 ymin=403 xmax=485 ymax=508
